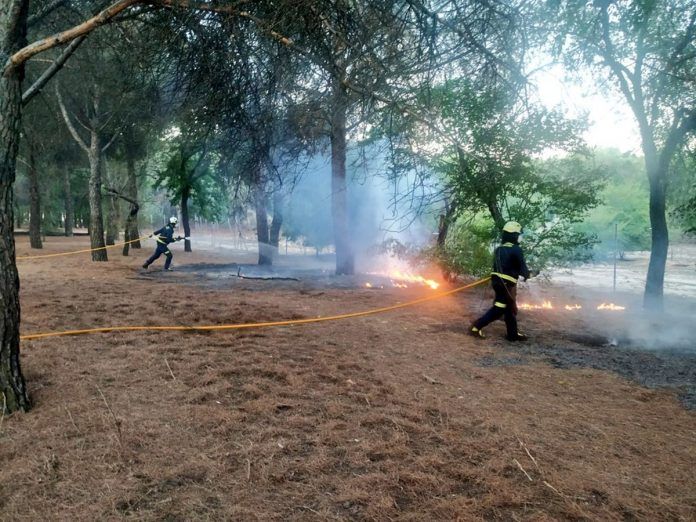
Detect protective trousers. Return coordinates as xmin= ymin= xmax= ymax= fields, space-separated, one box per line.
xmin=144 ymin=243 xmax=173 ymax=269
xmin=472 ymin=277 xmax=518 ymax=338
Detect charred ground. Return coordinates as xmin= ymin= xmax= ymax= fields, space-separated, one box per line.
xmin=2 ymin=236 xmax=695 ymax=521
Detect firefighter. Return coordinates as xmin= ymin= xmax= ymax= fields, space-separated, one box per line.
xmin=470 ymin=221 xmax=531 ymax=341
xmin=142 ymin=216 xmax=182 ymax=271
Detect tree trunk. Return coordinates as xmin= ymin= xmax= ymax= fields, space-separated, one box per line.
xmin=0 ymin=0 xmax=31 ymax=414
xmin=330 ymin=80 xmax=354 ymax=275
xmin=254 ymin=183 xmax=271 ymax=266
xmin=486 ymin=199 xmax=505 ymax=230
xmin=270 ymin=190 xmax=283 ymax=250
xmin=436 ymin=201 xmax=457 ymax=248
xmin=63 ymin=169 xmax=73 ymax=236
xmin=28 ymin=146 xmax=42 ymax=248
xmin=88 ymin=130 xmax=107 ymax=261
xmin=105 ymin=195 xmax=118 ymax=245
xmin=104 ymin=160 xmax=118 ymax=245
xmin=122 ymin=201 xmax=139 ymax=256
xmin=14 ymin=199 xmax=22 ymax=229
xmin=643 ymin=169 xmax=669 ymax=310
xmin=125 ymin=151 xmax=140 ymax=248
xmin=181 ymin=185 xmax=191 ymax=252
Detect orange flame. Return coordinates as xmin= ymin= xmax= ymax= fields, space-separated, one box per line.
xmin=519 ymin=300 xmax=554 ymax=310
xmin=597 ymin=303 xmax=625 ymax=311
xmin=564 ymin=304 xmax=582 ymax=310
xmin=388 ymin=270 xmax=440 ymax=289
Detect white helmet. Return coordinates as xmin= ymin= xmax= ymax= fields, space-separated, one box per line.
xmin=169 ymin=216 xmax=178 ymax=226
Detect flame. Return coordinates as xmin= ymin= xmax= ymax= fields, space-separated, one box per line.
xmin=564 ymin=304 xmax=582 ymax=310
xmin=365 ymin=283 xmax=372 ymax=288
xmin=389 ymin=270 xmax=440 ymax=289
xmin=597 ymin=303 xmax=625 ymax=311
xmin=519 ymin=300 xmax=554 ymax=310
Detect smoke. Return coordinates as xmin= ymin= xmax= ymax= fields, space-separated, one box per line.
xmin=284 ymin=141 xmax=441 ymax=271
xmin=523 ymin=276 xmax=696 ymax=353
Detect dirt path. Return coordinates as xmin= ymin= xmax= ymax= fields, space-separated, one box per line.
xmin=2 ymin=236 xmax=695 ymax=520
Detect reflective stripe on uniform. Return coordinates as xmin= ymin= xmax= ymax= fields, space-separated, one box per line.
xmin=491 ymin=272 xmax=517 ymax=284
xmin=501 ymin=242 xmax=515 ymax=247
xmin=494 ymin=301 xmax=507 ymax=308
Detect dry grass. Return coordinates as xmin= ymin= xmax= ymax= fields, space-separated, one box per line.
xmin=1 ymin=235 xmax=694 ymax=520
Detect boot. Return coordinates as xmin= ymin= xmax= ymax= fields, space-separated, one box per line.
xmin=469 ymin=326 xmax=486 ymax=339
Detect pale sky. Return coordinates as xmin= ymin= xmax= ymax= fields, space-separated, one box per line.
xmin=531 ymin=64 xmax=642 ymax=154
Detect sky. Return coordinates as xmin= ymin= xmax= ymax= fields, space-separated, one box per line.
xmin=532 ymin=64 xmax=642 ymax=154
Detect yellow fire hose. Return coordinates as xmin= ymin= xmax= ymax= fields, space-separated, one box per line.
xmin=20 ymin=277 xmax=490 ymax=341
xmin=17 ymin=235 xmax=152 ymax=260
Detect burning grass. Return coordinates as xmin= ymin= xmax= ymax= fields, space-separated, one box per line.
xmin=3 ymin=235 xmax=695 ymax=520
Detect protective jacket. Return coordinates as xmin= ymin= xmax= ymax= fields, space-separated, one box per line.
xmin=154 ymin=224 xmax=177 ymax=245
xmin=491 ymin=242 xmax=530 ymax=284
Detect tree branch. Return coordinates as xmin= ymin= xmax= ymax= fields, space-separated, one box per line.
xmin=6 ymin=0 xmax=141 ymax=73
xmin=55 ymin=86 xmax=89 ymax=152
xmin=104 ymin=186 xmax=139 ymax=208
xmin=659 ymin=109 xmax=696 ymax=174
xmin=146 ymin=0 xmax=295 ymax=48
xmin=101 ymin=131 xmax=120 ymax=152
xmin=22 ymin=35 xmax=86 ymax=106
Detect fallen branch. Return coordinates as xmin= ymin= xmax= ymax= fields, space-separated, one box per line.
xmin=517 ymin=436 xmax=541 ymax=472
xmin=513 ymin=458 xmax=533 ymax=482
xmin=164 ymin=358 xmax=176 ymax=380
xmin=543 ymin=481 xmax=563 ymax=496
xmin=96 ymin=384 xmax=124 ymax=452
xmin=64 ymin=404 xmax=81 ymax=434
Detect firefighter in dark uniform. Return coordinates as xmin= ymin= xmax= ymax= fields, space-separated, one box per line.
xmin=470 ymin=221 xmax=531 ymax=341
xmin=142 ymin=216 xmax=182 ymax=270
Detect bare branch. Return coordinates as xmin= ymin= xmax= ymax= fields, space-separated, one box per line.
xmin=104 ymin=186 xmax=139 ymax=208
xmin=102 ymin=131 xmax=120 ymax=152
xmin=55 ymin=86 xmax=89 ymax=152
xmin=6 ymin=0 xmax=141 ymax=73
xmin=22 ymin=36 xmax=86 ymax=106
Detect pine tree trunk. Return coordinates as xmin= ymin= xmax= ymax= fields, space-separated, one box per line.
xmin=63 ymin=169 xmax=74 ymax=236
xmin=125 ymin=152 xmax=140 ymax=248
xmin=254 ymin=183 xmax=271 ymax=266
xmin=330 ymin=80 xmax=354 ymax=275
xmin=88 ymin=130 xmax=107 ymax=261
xmin=14 ymin=199 xmax=22 ymax=229
xmin=104 ymin=160 xmax=118 ymax=245
xmin=105 ymin=195 xmax=118 ymax=245
xmin=270 ymin=191 xmax=283 ymax=250
xmin=28 ymin=147 xmax=42 ymax=249
xmin=643 ymin=169 xmax=668 ymax=310
xmin=181 ymin=186 xmax=191 ymax=253
xmin=0 ymin=0 xmax=31 ymax=414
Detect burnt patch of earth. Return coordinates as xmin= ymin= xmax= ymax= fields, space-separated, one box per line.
xmin=508 ymin=339 xmax=696 ymax=409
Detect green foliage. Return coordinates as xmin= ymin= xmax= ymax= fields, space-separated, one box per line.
xmin=670 ymin=153 xmax=696 ymax=236
xmin=429 ymin=216 xmax=496 ymax=278
xmin=153 ymin=137 xmax=226 ymax=222
xmin=574 ymin=150 xmax=651 ymax=256
xmin=409 ymin=78 xmax=603 ymax=275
